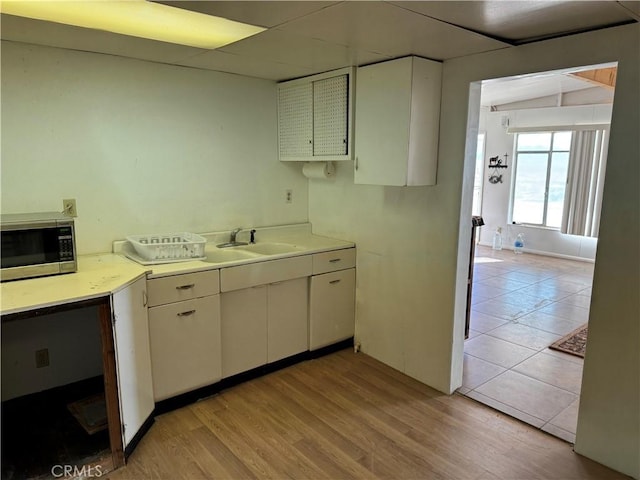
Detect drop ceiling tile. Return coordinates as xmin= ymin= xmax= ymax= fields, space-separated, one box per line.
xmin=1 ymin=14 xmax=206 ymax=64
xmin=156 ymin=1 xmax=338 ymax=28
xmin=219 ymin=28 xmax=392 ymax=77
xmin=392 ymin=1 xmax=636 ymax=43
xmin=175 ymin=50 xmax=317 ymax=80
xmin=274 ymin=1 xmax=509 ymax=61
xmin=618 ymin=1 xmax=640 ymax=17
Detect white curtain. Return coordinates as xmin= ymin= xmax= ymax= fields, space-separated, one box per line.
xmin=561 ymin=129 xmax=609 ymax=237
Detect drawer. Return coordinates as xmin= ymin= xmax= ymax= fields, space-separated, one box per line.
xmin=147 ymin=269 xmax=219 ymax=307
xmin=220 ymin=255 xmax=312 ymax=292
xmin=312 ymin=248 xmax=356 ymax=275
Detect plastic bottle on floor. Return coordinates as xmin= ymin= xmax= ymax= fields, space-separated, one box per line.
xmin=514 ymin=233 xmax=525 ymax=254
xmin=492 ymin=227 xmax=503 ymax=251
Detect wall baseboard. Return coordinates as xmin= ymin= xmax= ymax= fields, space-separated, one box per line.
xmin=477 ymin=241 xmax=595 ymax=263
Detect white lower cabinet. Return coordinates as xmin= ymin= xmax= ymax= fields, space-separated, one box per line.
xmin=267 ymin=277 xmax=308 ymax=363
xmin=220 ymin=286 xmax=268 ymax=378
xmin=220 ymin=256 xmax=312 ymax=378
xmin=148 ymin=296 xmax=221 ymax=401
xmin=310 ymin=268 xmax=356 ymax=350
xmin=147 ymin=269 xmax=221 ymax=401
xmin=220 ymin=277 xmax=309 ymax=378
xmin=112 ymin=275 xmax=155 ymax=450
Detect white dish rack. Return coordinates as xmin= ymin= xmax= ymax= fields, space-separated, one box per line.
xmin=126 ymin=232 xmax=206 ymax=263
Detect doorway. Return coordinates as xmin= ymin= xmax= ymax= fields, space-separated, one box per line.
xmin=459 ymin=63 xmax=616 ymax=443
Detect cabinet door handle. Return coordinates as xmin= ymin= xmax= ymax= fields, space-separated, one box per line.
xmin=355 ymin=156 xmax=359 ymax=171
xmin=176 ymin=284 xmax=195 ymax=290
xmin=329 ymin=279 xmax=341 ymax=285
xmin=329 ymin=258 xmax=342 ymax=263
xmin=177 ymin=310 xmax=196 ymax=317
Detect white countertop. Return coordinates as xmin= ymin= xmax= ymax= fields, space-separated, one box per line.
xmin=0 ymin=254 xmax=149 ymax=316
xmin=145 ymin=232 xmax=354 ymax=278
xmin=1 ymin=225 xmax=354 ymax=316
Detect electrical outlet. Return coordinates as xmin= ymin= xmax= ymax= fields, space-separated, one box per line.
xmin=63 ymin=198 xmax=77 ymax=217
xmin=35 ymin=348 xmax=50 ymax=368
xmin=286 ymin=189 xmax=293 ymax=204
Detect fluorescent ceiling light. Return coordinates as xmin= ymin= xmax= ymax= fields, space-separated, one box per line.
xmin=0 ymin=0 xmax=266 ymax=49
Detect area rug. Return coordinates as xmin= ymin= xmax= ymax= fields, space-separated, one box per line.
xmin=549 ymin=324 xmax=588 ymax=358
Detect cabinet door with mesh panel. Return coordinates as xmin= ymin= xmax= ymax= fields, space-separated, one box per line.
xmin=278 ymin=82 xmax=313 ymax=160
xmin=277 ymin=67 xmax=354 ymax=162
xmin=313 ymin=74 xmax=348 ymax=156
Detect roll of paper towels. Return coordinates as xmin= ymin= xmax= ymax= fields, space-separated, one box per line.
xmin=302 ymin=161 xmax=335 ymax=179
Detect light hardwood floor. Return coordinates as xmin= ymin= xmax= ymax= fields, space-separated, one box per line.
xmin=106 ymin=350 xmax=624 ymax=479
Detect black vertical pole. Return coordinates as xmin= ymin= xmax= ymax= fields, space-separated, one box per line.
xmin=466 ymin=216 xmax=484 ymax=339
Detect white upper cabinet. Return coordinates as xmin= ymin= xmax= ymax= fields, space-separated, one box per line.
xmin=278 ymin=67 xmax=354 ymax=161
xmin=354 ymin=56 xmax=442 ymax=186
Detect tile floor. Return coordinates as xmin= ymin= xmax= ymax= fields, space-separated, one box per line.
xmin=460 ymin=245 xmax=593 ymax=444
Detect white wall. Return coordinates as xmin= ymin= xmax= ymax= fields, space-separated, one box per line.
xmin=0 ymin=41 xmax=309 ymax=254
xmin=477 ymin=104 xmax=612 ymax=260
xmin=309 ymin=131 xmax=465 ymax=393
xmin=1 ymin=306 xmax=103 ymax=400
xmin=310 ymin=23 xmax=638 ymax=478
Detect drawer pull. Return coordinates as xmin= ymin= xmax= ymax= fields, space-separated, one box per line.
xmin=176 ymin=284 xmax=195 ymax=290
xmin=329 ymin=258 xmax=342 ymax=263
xmin=329 ymin=279 xmax=341 ymax=284
xmin=177 ymin=310 xmax=196 ymax=317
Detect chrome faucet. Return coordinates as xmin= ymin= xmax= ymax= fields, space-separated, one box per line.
xmin=230 ymin=228 xmax=242 ymax=243
xmin=217 ymin=228 xmax=248 ymax=248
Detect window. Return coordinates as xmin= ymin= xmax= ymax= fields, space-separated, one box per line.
xmin=472 ymin=133 xmax=485 ymax=216
xmin=511 ymin=131 xmax=571 ymax=228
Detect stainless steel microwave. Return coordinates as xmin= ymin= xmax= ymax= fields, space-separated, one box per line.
xmin=1 ymin=212 xmax=77 ymax=282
